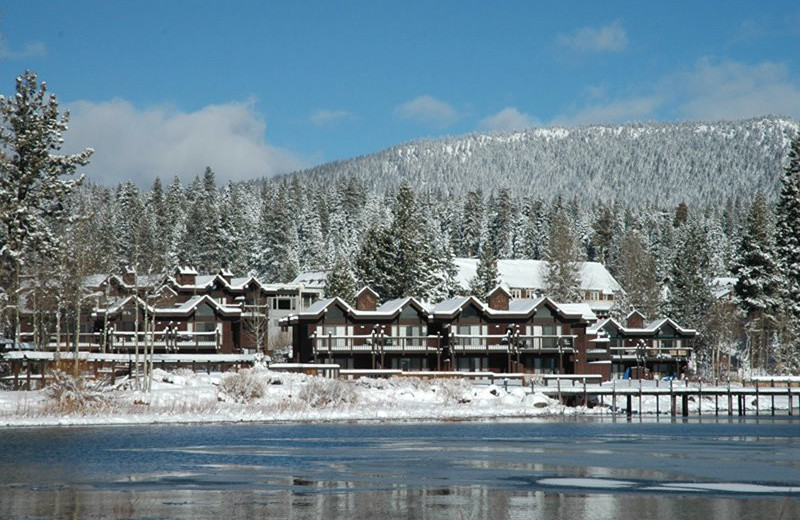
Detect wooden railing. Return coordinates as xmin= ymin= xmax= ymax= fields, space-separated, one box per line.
xmin=16 ymin=330 xmax=222 ymax=352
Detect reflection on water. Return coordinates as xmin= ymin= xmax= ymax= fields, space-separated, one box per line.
xmin=0 ymin=418 xmax=798 ymax=519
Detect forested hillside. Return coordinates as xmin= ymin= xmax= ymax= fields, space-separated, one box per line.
xmin=293 ymin=116 xmax=798 ymax=205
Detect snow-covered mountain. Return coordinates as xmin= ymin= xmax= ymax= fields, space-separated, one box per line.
xmin=289 ymin=116 xmax=798 ymax=205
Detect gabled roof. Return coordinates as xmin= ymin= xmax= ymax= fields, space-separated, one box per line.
xmin=640 ymin=318 xmax=696 ymax=336
xmin=555 ymin=303 xmax=597 ymax=322
xmin=96 ymin=295 xmax=156 ymax=316
xmin=432 ymin=296 xmax=486 ymax=318
xmin=286 ymin=295 xmax=431 ymax=323
xmin=374 ymin=297 xmax=431 ymax=316
xmin=625 ymin=309 xmax=647 ymax=322
xmin=355 ymin=286 xmax=380 ymax=299
xmin=588 ymin=316 xmax=696 ymax=337
xmin=157 ymin=295 xmax=241 ymax=318
xmin=487 ymin=284 xmax=512 ymax=299
xmin=96 ymin=294 xmax=241 ymax=319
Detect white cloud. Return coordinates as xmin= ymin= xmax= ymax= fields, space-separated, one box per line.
xmin=395 ymin=95 xmax=458 ymax=127
xmin=557 ymin=20 xmax=628 ymax=53
xmin=551 ymin=58 xmax=800 ymax=125
xmin=310 ymin=108 xmax=352 ymax=126
xmin=479 ymin=107 xmax=538 ymax=131
xmin=553 ymin=95 xmax=664 ymax=126
xmin=62 ymin=99 xmax=306 ymax=187
xmin=0 ymin=40 xmax=47 ymax=60
xmin=674 ymin=58 xmax=800 ymax=120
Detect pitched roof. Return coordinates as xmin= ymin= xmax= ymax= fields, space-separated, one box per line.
xmin=453 ymin=258 xmax=623 ymax=294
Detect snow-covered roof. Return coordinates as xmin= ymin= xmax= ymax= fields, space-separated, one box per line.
xmin=432 ymin=296 xmax=484 ymax=316
xmin=97 ymin=294 xmax=241 ymax=318
xmin=554 ymin=303 xmax=597 ymax=322
xmin=291 ymin=271 xmax=328 ymax=288
xmin=453 ymin=258 xmax=623 ymax=294
xmin=507 ymin=297 xmax=547 ymax=314
xmin=589 ymin=317 xmax=696 ymax=337
xmin=375 ymin=297 xmax=430 ymax=315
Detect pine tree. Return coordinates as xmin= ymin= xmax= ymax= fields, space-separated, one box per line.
xmin=354 ymin=224 xmax=394 ymax=299
xmin=182 ymin=167 xmax=222 ymax=271
xmin=487 ymin=188 xmax=514 ymax=258
xmin=470 ymin=241 xmax=498 ymax=297
xmin=733 ymin=192 xmax=782 ymax=370
xmin=0 ymin=71 xmax=93 ymax=344
xmin=775 ymin=132 xmax=800 ymax=369
xmin=776 ymin=134 xmax=800 ymax=317
xmin=325 ymin=252 xmax=357 ymax=304
xmin=543 ymin=206 xmax=582 ymax=302
xmin=458 ymin=190 xmax=483 ymax=257
xmin=667 ymin=219 xmax=714 ymax=357
xmin=384 ymin=183 xmax=426 ymax=299
xmin=252 ymin=183 xmax=299 ymax=283
xmin=614 ymin=229 xmax=660 ymax=319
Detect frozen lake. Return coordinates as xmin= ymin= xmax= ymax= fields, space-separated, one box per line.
xmin=1 ymin=417 xmax=798 ymax=519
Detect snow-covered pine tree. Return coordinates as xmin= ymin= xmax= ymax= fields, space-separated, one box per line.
xmin=181 ymin=167 xmax=223 ymax=272
xmin=775 ymin=131 xmax=800 ymax=369
xmin=218 ymin=182 xmax=250 ymax=274
xmin=162 ymin=176 xmax=186 ymax=269
xmin=732 ymin=192 xmax=782 ymax=370
xmin=487 ymin=188 xmax=514 ymax=258
xmin=590 ymin=203 xmax=615 ymax=264
xmin=422 ymin=218 xmax=459 ymax=302
xmin=252 ymin=182 xmax=299 ymax=283
xmin=297 ymin=192 xmax=326 ymax=272
xmin=543 ymin=206 xmax=582 ymax=302
xmin=383 ymin=182 xmax=427 ymax=299
xmin=667 ymin=219 xmax=714 ymax=357
xmin=469 ymin=240 xmax=498 ymax=298
xmin=325 ymin=252 xmax=357 ymax=304
xmin=146 ymin=177 xmax=173 ymax=273
xmin=613 ymin=229 xmax=660 ymax=319
xmin=457 ymin=190 xmax=483 ymax=257
xmin=0 ymin=71 xmax=93 ymax=345
xmin=354 ymin=223 xmax=395 ymax=299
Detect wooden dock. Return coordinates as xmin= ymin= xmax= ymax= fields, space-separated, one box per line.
xmin=532 ymin=378 xmax=800 ymax=417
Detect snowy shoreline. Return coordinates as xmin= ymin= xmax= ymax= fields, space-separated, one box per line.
xmin=0 ymin=367 xmax=796 ymax=429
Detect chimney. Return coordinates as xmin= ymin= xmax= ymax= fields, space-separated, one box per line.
xmin=175 ymin=266 xmax=198 ymax=286
xmin=354 ymin=286 xmax=379 ymax=311
xmin=122 ymin=267 xmax=136 ymax=287
xmin=626 ymin=310 xmax=646 ymax=329
xmin=487 ymin=286 xmax=511 ymax=311
xmin=219 ymin=268 xmax=233 ymax=284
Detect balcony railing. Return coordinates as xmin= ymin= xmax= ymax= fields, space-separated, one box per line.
xmin=16 ymin=330 xmax=222 ymax=352
xmin=311 ymin=334 xmax=441 ymax=355
xmin=310 ymin=333 xmax=580 ymax=355
xmin=450 ymin=334 xmax=578 ymax=353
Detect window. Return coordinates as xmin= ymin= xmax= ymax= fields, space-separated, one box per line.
xmin=195 ymin=321 xmax=218 ymax=333
xmin=272 ymin=298 xmax=293 ymax=310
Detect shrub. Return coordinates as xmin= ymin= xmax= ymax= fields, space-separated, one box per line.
xmin=46 ymin=370 xmax=108 ymax=414
xmin=297 ymin=378 xmax=357 ymax=408
xmin=434 ymin=378 xmax=472 ymax=404
xmin=218 ymin=368 xmax=266 ymax=403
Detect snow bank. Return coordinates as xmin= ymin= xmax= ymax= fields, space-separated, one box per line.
xmin=0 ymin=369 xmax=795 ymax=428
xmin=0 ymin=367 xmax=568 ymax=427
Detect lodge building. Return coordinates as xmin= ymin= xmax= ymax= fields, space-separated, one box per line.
xmin=11 ymin=266 xmax=695 ymax=382
xmin=282 ymin=286 xmax=695 ymax=381
xmin=15 ymin=267 xmax=324 ymax=355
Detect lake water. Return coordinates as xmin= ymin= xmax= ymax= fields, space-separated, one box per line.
xmin=0 ymin=417 xmax=798 ymax=519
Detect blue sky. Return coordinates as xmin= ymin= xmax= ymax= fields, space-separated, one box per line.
xmin=1 ymin=1 xmax=799 ymax=187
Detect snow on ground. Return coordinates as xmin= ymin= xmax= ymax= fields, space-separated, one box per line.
xmin=0 ymin=368 xmax=794 ymax=427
